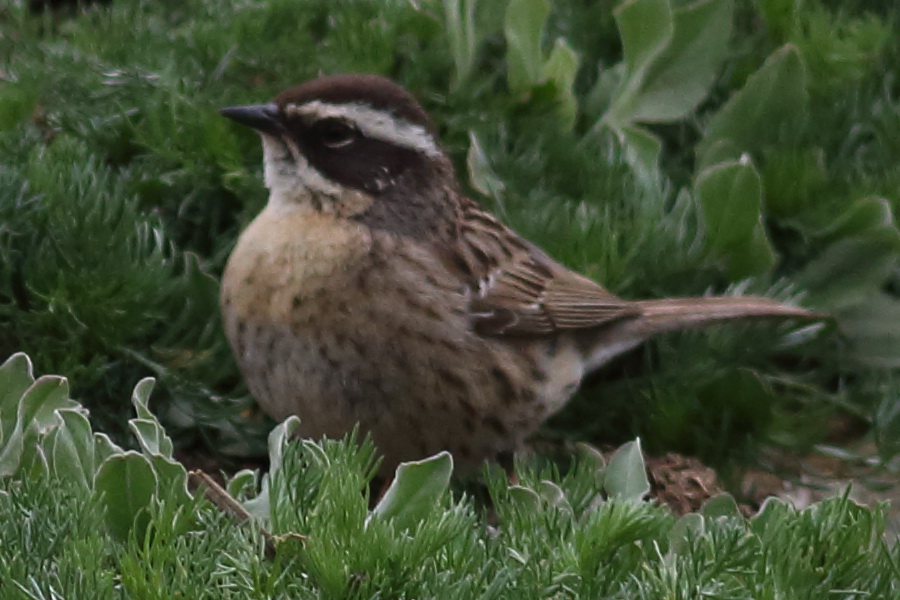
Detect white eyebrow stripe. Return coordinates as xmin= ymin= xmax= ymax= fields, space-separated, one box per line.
xmin=285 ymin=100 xmax=441 ymax=157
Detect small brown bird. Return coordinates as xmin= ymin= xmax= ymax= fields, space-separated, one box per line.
xmin=220 ymin=74 xmax=814 ymax=474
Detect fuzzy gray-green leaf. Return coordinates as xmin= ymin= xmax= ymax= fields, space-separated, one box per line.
xmin=372 ymin=451 xmax=453 ymax=530
xmin=0 ymin=353 xmax=34 ymax=445
xmin=700 ymin=492 xmax=741 ymax=519
xmin=47 ymin=408 xmax=94 ymax=491
xmin=94 ymin=451 xmax=157 ymax=542
xmin=603 ymin=439 xmax=650 ymax=502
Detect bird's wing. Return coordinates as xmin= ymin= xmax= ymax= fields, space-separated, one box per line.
xmin=448 ymin=199 xmax=641 ymax=336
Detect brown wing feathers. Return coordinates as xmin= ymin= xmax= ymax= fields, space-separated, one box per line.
xmin=452 ymin=199 xmax=640 ymax=336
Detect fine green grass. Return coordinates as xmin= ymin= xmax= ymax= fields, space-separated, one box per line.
xmin=0 ymin=358 xmax=897 ymax=599
xmin=2 ymin=451 xmax=897 ymax=599
xmin=1 ymin=0 xmax=899 ymax=478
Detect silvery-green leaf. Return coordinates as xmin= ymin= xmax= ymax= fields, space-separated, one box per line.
xmin=94 ymin=452 xmax=157 ymax=542
xmin=1 ymin=376 xmax=76 ymax=477
xmin=227 ymin=468 xmax=259 ymax=499
xmin=371 ymin=451 xmax=453 ymax=530
xmin=538 ymin=480 xmax=573 ymax=517
xmin=130 ymin=377 xmax=156 ymax=420
xmin=604 ymin=439 xmax=650 ymax=502
xmin=507 ymin=485 xmax=541 ymax=514
xmin=750 ymin=496 xmax=790 ymax=534
xmin=0 ymin=353 xmax=35 ymax=445
xmin=94 ymin=432 xmax=124 ymax=463
xmin=268 ymin=416 xmax=301 ymax=475
xmin=700 ymin=492 xmax=741 ymax=519
xmin=148 ymin=454 xmax=191 ymax=506
xmin=668 ymin=512 xmax=704 ymax=556
xmin=47 ymin=408 xmax=94 ymax=491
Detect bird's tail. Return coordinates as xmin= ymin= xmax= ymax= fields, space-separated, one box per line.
xmin=631 ymin=296 xmax=820 ymax=337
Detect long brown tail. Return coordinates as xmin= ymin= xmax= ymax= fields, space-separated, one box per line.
xmin=632 ymin=296 xmax=820 ymax=337
xmin=580 ymin=296 xmax=821 ymax=373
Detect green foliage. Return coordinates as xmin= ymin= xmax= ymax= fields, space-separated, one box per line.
xmin=0 ymin=358 xmax=896 ymax=597
xmin=0 ymin=0 xmax=898 ymax=476
xmin=371 ymin=451 xmax=454 ymax=529
xmin=695 ymin=158 xmax=775 ymax=278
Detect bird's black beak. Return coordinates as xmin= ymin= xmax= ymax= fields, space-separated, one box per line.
xmin=220 ymin=103 xmax=283 ymax=136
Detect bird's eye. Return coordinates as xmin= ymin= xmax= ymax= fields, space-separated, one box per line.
xmin=315 ymin=119 xmax=358 ymax=149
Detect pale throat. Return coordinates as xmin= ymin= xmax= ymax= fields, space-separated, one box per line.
xmin=259 ymin=135 xmax=371 ymax=217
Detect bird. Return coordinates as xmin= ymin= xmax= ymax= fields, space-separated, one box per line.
xmin=219 ymin=73 xmax=816 ymax=474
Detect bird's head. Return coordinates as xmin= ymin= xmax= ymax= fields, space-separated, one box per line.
xmin=221 ymin=74 xmax=458 ymax=235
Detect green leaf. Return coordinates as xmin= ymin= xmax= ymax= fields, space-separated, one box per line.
xmin=603 ymin=439 xmax=650 ymax=502
xmin=444 ymin=0 xmax=478 ymax=89
xmin=268 ymin=416 xmax=302 ymax=475
xmin=0 ymin=353 xmax=35 ymax=446
xmin=242 ymin=417 xmax=301 ymax=522
xmin=20 ymin=376 xmax=76 ymax=435
xmin=538 ymin=480 xmax=574 ymax=517
xmin=668 ymin=513 xmax=704 ymax=556
xmin=130 ymin=419 xmax=167 ymax=457
xmin=700 ymin=493 xmax=741 ymax=519
xmin=815 ymin=197 xmax=895 ymax=243
xmin=750 ymin=496 xmax=791 ymax=533
xmin=696 ymin=160 xmax=763 ymax=248
xmin=47 ymin=408 xmax=95 ymax=491
xmin=227 ymin=468 xmax=259 ymax=499
xmin=504 ymin=0 xmax=551 ymax=95
xmin=94 ymin=433 xmax=125 ymax=463
xmin=618 ymin=124 xmax=663 ymax=182
xmin=147 ymin=454 xmax=191 ymax=506
xmin=695 ymin=158 xmax=777 ymax=278
xmin=698 ymin=44 xmax=808 ymax=165
xmin=584 ymin=62 xmax=624 ymax=120
xmin=541 ymin=38 xmax=580 ymax=129
xmin=833 ymin=293 xmax=900 ymax=369
xmin=697 ymin=138 xmax=741 ymax=172
xmin=125 ymin=380 xmax=186 ymax=496
xmin=631 ymin=0 xmax=734 ymax=122
xmin=371 ymin=451 xmax=453 ymax=530
xmin=799 ymin=230 xmax=900 ymax=309
xmin=605 ymin=0 xmax=673 ymax=127
xmin=93 ymin=452 xmax=157 ymax=542
xmin=507 ymin=485 xmax=542 ymax=514
xmin=0 ymin=375 xmax=77 ymax=477
xmin=466 ymin=131 xmax=506 ymax=200
xmin=616 ymin=0 xmax=673 ymax=85
xmin=130 ymin=377 xmax=157 ymax=421
xmin=128 ymin=378 xmax=177 ymax=460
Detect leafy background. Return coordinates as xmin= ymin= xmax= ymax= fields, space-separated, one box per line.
xmin=1 ymin=0 xmax=899 ymax=488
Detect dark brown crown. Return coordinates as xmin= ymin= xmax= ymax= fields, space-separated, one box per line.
xmin=274 ymin=74 xmax=434 ymax=131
